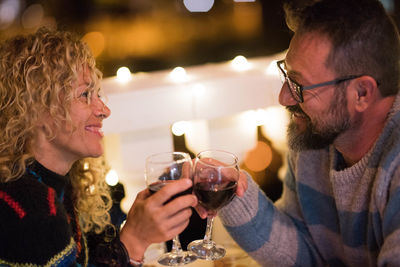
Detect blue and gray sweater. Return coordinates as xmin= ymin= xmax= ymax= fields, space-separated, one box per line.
xmin=219 ymin=94 xmax=400 ymax=266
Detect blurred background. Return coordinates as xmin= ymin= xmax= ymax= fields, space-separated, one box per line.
xmin=1 ymin=1 xmax=399 ymax=264
xmin=0 ymin=0 xmax=297 ymax=77
xmin=1 ymin=0 xmax=399 ymax=75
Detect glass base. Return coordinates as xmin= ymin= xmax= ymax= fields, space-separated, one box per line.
xmin=187 ymin=239 xmax=226 ymax=260
xmin=157 ymin=251 xmax=198 ymax=266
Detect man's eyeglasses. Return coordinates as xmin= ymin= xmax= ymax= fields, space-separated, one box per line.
xmin=276 ymin=59 xmax=362 ymax=103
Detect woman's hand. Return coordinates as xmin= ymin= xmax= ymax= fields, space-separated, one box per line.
xmin=120 ymin=178 xmax=197 ymax=261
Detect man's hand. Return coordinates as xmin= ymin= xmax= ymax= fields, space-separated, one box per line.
xmin=194 ymin=170 xmax=248 ymax=219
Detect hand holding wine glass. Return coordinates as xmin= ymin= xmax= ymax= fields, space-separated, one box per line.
xmin=145 ymin=151 xmax=197 ymax=266
xmin=188 ymin=150 xmax=240 ymax=260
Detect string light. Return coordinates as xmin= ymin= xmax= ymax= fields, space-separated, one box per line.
xmin=116 ymin=67 xmax=132 ymax=83
xmin=106 ymin=169 xmax=119 ymax=186
xmin=169 ymin=67 xmax=188 ymax=83
xmin=231 ymin=55 xmax=251 ymax=71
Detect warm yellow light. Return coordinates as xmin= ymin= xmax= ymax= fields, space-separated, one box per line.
xmin=116 ymin=67 xmax=132 ymax=83
xmin=238 ymin=109 xmax=267 ymax=128
xmin=244 ymin=141 xmax=272 ymax=172
xmin=21 ymin=4 xmax=43 ymax=29
xmin=82 ymin=31 xmax=105 ymax=58
xmin=262 ymin=106 xmax=289 ymax=144
xmin=169 ymin=67 xmax=188 ymax=83
xmin=254 ymin=109 xmax=268 ymax=126
xmin=172 ymin=121 xmax=190 ymax=136
xmin=106 ymin=169 xmax=119 ymax=186
xmin=231 ymin=55 xmax=250 ymax=71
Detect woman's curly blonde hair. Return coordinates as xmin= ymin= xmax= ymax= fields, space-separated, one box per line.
xmin=0 ymin=27 xmax=112 ymax=234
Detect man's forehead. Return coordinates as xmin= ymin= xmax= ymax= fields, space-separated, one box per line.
xmin=285 ymin=32 xmax=335 ymax=79
xmin=288 ymin=32 xmax=331 ymax=61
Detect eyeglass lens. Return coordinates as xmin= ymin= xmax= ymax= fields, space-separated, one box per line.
xmin=277 ymin=61 xmax=303 ymax=102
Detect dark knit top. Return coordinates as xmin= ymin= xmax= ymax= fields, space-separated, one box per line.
xmin=0 ymin=161 xmax=131 ymax=267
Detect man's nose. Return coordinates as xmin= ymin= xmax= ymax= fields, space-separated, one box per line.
xmin=279 ymin=83 xmax=298 ymax=106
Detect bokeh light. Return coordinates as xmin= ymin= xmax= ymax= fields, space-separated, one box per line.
xmin=244 ymin=141 xmax=273 ymax=172
xmin=172 ymin=121 xmax=190 ymax=136
xmin=21 ymin=4 xmax=44 ymax=29
xmin=82 ymin=31 xmax=105 ymax=58
xmin=262 ymin=105 xmax=289 ymax=145
xmin=265 ymin=60 xmax=280 ymax=76
xmin=183 ymin=0 xmax=214 ymax=12
xmin=0 ymin=0 xmax=20 ymax=29
xmin=169 ymin=67 xmax=188 ymax=83
xmin=106 ymin=169 xmax=119 ymax=186
xmin=116 ymin=67 xmax=132 ymax=83
xmin=231 ymin=55 xmax=251 ymax=71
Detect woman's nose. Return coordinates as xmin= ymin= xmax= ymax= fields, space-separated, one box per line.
xmin=279 ymin=83 xmax=298 ymax=106
xmin=93 ymin=98 xmax=111 ymax=119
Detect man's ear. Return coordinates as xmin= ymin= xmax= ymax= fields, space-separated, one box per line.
xmin=351 ymin=75 xmax=379 ymax=112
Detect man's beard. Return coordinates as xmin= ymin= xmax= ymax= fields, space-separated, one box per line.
xmin=286 ymin=92 xmax=350 ymax=151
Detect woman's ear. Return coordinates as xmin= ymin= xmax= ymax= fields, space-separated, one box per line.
xmin=35 ymin=110 xmax=54 ymax=136
xmin=351 ymin=75 xmax=379 ymax=112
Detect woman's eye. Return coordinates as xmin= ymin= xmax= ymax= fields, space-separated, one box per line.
xmin=80 ymin=90 xmax=90 ymax=98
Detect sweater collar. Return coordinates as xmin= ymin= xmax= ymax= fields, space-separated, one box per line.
xmin=27 ymin=161 xmax=69 ymax=201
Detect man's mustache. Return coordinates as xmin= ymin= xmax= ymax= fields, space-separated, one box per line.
xmin=286 ymin=105 xmax=306 ymax=116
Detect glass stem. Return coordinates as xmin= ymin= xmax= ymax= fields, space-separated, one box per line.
xmin=203 ymin=216 xmax=214 ymax=245
xmin=171 ymin=235 xmax=183 ymax=255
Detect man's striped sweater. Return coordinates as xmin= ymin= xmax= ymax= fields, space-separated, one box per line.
xmin=219 ymin=93 xmax=400 ymax=266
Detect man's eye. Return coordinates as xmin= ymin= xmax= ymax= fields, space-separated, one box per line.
xmin=288 ymin=77 xmax=302 ymax=87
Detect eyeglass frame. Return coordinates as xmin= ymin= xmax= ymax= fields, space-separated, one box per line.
xmin=276 ymin=59 xmax=363 ymax=103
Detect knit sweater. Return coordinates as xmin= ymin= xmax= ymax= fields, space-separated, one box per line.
xmin=219 ymin=94 xmax=400 ymax=267
xmin=0 ymin=161 xmax=130 ymax=267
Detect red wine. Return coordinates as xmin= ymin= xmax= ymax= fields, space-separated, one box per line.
xmin=194 ymin=181 xmax=237 ymax=211
xmin=148 ymin=181 xmax=193 ymax=204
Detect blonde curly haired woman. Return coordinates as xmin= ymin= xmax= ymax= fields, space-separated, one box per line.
xmin=0 ymin=27 xmax=197 ymax=267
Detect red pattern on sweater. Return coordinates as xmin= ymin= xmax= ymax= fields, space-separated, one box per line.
xmin=47 ymin=187 xmax=57 ymax=216
xmin=0 ymin=190 xmax=26 ymax=219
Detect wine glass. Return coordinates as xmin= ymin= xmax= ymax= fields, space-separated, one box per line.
xmin=145 ymin=151 xmax=198 ymax=266
xmin=187 ymin=149 xmax=239 ymax=260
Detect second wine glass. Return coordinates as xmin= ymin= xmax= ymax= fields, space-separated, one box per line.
xmin=187 ymin=149 xmax=239 ymax=260
xmin=145 ymin=151 xmax=197 ymax=266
